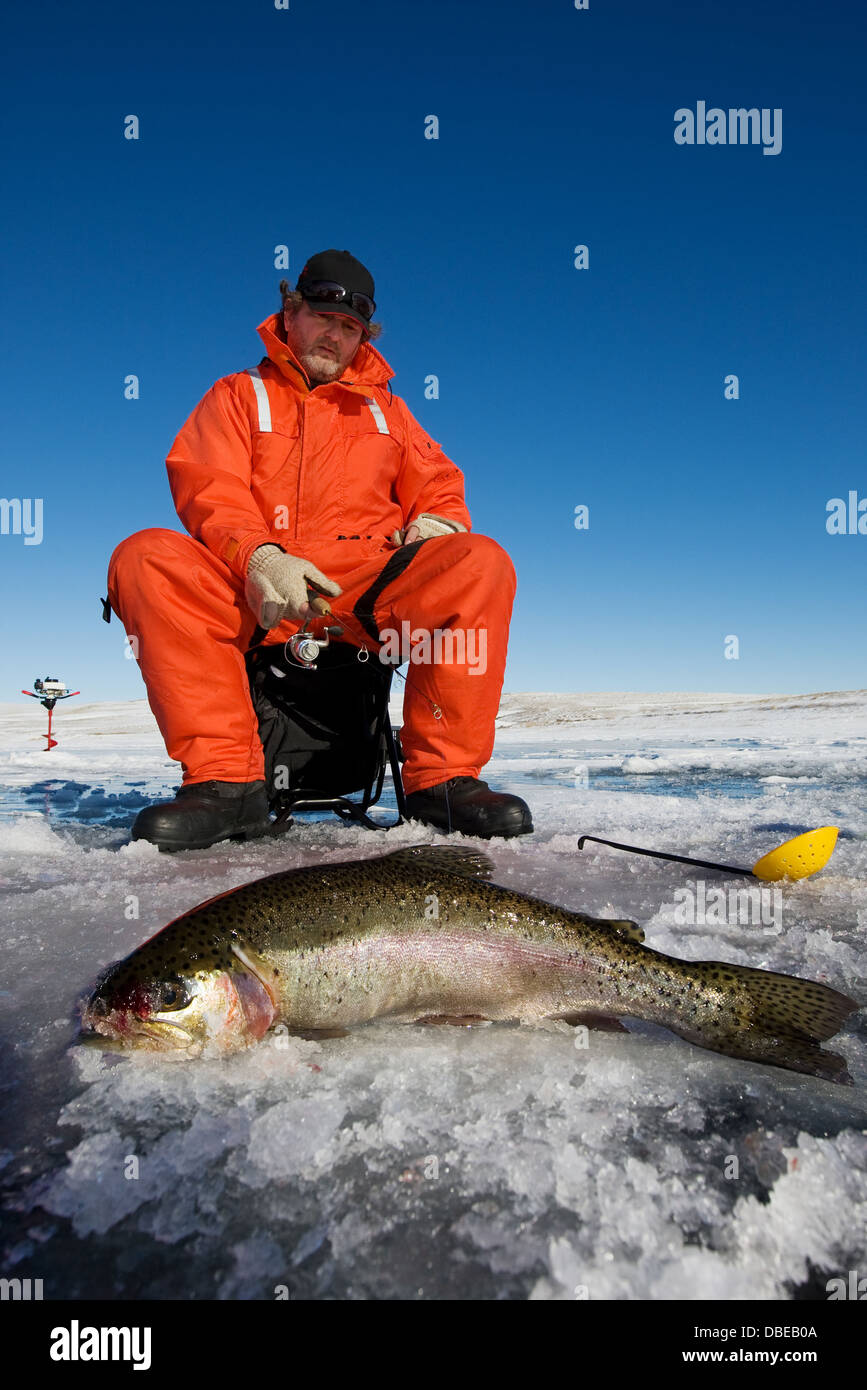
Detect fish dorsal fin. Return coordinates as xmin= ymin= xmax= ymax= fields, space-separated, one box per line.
xmin=383 ymin=845 xmax=496 ymax=880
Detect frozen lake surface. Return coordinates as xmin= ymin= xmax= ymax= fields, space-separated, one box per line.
xmin=1 ymin=690 xmax=865 ymax=1300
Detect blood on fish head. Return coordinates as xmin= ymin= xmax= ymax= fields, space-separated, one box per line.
xmin=79 ymin=929 xmax=276 ymax=1057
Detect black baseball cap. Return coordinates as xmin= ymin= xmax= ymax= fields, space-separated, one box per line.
xmin=295 ymin=249 xmax=376 ymax=330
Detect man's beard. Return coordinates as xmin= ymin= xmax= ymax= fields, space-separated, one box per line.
xmin=300 ymin=350 xmax=343 ymax=384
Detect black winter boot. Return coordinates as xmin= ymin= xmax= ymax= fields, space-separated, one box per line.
xmin=131 ymin=780 xmax=272 ymax=852
xmin=404 ymin=776 xmax=533 ymax=839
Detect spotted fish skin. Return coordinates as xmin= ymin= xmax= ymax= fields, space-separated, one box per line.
xmin=81 ymin=846 xmax=859 ymax=1082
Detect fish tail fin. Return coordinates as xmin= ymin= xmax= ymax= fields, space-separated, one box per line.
xmin=674 ymin=961 xmax=859 ymax=1084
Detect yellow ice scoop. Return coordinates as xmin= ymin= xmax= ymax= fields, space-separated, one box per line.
xmin=751 ymin=826 xmax=839 ymax=882
xmin=578 ymin=827 xmax=839 ymax=882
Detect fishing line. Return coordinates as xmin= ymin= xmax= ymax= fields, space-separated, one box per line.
xmin=330 ymin=606 xmax=455 ymax=822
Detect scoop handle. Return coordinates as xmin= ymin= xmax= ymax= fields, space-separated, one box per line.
xmin=577 ymin=835 xmax=753 ymax=877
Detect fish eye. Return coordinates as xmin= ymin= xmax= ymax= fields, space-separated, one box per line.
xmin=154 ymin=978 xmax=193 ymax=1012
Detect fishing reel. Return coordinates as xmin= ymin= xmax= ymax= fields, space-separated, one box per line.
xmin=285 ymin=591 xmax=344 ymax=670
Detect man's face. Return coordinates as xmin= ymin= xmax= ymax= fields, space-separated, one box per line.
xmin=283 ymin=300 xmax=365 ymax=384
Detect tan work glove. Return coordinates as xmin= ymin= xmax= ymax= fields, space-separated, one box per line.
xmin=245 ymin=544 xmax=342 ymax=629
xmin=391 ymin=512 xmax=468 ymax=546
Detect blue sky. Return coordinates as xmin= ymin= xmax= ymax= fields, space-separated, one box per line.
xmin=2 ymin=0 xmax=865 ymax=702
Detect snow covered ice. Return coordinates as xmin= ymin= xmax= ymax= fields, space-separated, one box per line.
xmin=0 ymin=691 xmax=865 ymax=1300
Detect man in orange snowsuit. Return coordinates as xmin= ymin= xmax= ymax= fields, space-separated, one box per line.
xmin=108 ymin=249 xmax=532 ymax=849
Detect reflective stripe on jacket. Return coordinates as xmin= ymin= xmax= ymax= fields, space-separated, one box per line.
xmin=166 ymin=312 xmax=472 ymax=580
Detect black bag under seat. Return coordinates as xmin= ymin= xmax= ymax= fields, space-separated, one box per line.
xmin=245 ymin=640 xmax=404 ymax=824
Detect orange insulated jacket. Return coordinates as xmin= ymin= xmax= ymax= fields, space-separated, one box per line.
xmin=166 ymin=313 xmax=472 ymax=582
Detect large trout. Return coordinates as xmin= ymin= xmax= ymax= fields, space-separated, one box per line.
xmin=80 ymin=846 xmax=859 ymax=1082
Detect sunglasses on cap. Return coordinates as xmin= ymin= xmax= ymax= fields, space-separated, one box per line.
xmin=299 ymin=280 xmax=376 ymax=322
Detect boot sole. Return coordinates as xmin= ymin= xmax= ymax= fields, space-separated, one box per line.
xmin=405 ymin=810 xmax=534 ymax=840
xmin=131 ymin=819 xmax=273 ymax=853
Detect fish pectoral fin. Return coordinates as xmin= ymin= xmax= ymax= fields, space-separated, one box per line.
xmin=385 ymin=845 xmax=495 ymax=880
xmin=413 ymin=1014 xmax=492 ymax=1027
xmin=554 ymin=1011 xmax=629 ymax=1033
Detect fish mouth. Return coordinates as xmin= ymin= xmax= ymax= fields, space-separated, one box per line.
xmin=79 ymin=1012 xmax=197 ymax=1054
xmin=77 ymin=1032 xmax=134 ymax=1054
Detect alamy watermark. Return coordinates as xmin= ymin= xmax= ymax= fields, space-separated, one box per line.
xmin=826 ymin=1270 xmax=866 ymax=1299
xmin=672 ymin=881 xmax=782 ymax=934
xmin=0 ymin=497 xmax=42 ymax=545
xmin=674 ymin=102 xmax=782 ymax=156
xmin=378 ymin=622 xmax=487 ymax=675
xmin=50 ymin=1321 xmax=151 ymax=1370
xmin=826 ymin=491 xmax=867 ymax=534
xmin=0 ymin=1276 xmax=43 ymax=1300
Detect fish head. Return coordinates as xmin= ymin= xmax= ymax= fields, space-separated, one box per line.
xmin=80 ymin=927 xmax=276 ymax=1057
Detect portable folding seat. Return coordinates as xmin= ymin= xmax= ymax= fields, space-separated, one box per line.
xmin=245 ymin=636 xmax=407 ymax=830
